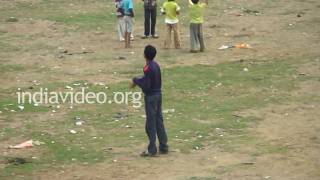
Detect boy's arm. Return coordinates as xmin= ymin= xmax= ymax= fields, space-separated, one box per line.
xmin=188 ymin=0 xmax=194 ymax=5
xmin=176 ymin=4 xmax=181 ymax=15
xmin=129 ymin=9 xmax=135 ymax=17
xmin=161 ymin=3 xmax=166 ymax=15
xmin=132 ymin=69 xmax=152 ymax=92
xmin=128 ymin=0 xmax=134 ymax=17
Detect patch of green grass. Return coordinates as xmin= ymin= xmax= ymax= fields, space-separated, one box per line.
xmin=0 ymin=58 xmax=309 ymax=177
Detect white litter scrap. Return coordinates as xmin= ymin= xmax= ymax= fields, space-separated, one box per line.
xmin=75 ymin=121 xmax=84 ymax=126
xmin=163 ymin=109 xmax=175 ymax=114
xmin=69 ymin=129 xmax=77 ymax=134
xmin=65 ymin=85 xmax=73 ymax=90
xmin=18 ymin=105 xmax=24 ymax=110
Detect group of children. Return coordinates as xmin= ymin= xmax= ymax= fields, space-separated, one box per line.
xmin=115 ymin=0 xmax=208 ymax=52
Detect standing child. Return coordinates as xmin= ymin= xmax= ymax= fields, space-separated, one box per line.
xmin=131 ymin=45 xmax=169 ymax=157
xmin=115 ymin=0 xmax=125 ymax=41
xmin=189 ymin=0 xmax=208 ymax=53
xmin=142 ymin=0 xmax=159 ymax=39
xmin=122 ymin=0 xmax=135 ymax=48
xmin=161 ymin=0 xmax=181 ymax=49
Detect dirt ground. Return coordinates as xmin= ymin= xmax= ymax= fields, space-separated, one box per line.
xmin=0 ymin=0 xmax=320 ymax=179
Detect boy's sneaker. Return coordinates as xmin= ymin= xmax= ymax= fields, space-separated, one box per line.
xmin=152 ymin=34 xmax=159 ymax=39
xmin=190 ymin=50 xmax=199 ymax=53
xmin=140 ymin=150 xmax=157 ymax=157
xmin=141 ymin=35 xmax=148 ymax=39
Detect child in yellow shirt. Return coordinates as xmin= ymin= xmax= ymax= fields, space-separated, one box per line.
xmin=189 ymin=0 xmax=208 ymax=53
xmin=161 ymin=0 xmax=181 ymax=49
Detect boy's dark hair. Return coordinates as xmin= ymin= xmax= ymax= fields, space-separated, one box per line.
xmin=144 ymin=45 xmax=157 ymax=61
xmin=191 ymin=0 xmax=199 ymax=4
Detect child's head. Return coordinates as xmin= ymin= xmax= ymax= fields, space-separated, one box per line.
xmin=144 ymin=45 xmax=157 ymax=61
xmin=191 ymin=0 xmax=199 ymax=4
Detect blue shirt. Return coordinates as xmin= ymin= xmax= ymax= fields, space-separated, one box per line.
xmin=133 ymin=60 xmax=162 ymax=96
xmin=122 ymin=0 xmax=134 ymax=16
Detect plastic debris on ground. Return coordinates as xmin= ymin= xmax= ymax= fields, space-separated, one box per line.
xmin=69 ymin=130 xmax=77 ymax=134
xmin=218 ymin=43 xmax=252 ymax=50
xmin=9 ymin=140 xmax=34 ymax=149
xmin=163 ymin=109 xmax=175 ymax=114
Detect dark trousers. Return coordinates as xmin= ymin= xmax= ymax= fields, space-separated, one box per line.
xmin=144 ymin=8 xmax=157 ymax=36
xmin=144 ymin=93 xmax=168 ymax=154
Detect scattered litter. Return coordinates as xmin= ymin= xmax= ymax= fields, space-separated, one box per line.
xmin=198 ymin=135 xmax=203 ymax=138
xmin=241 ymin=162 xmax=255 ymax=165
xmin=209 ymin=24 xmax=217 ymax=28
xmin=141 ymin=115 xmax=146 ymax=118
xmin=243 ymin=8 xmax=260 ymax=15
xmin=10 ymin=110 xmax=16 ymax=112
xmin=125 ymin=125 xmax=132 ymax=128
xmin=73 ymin=83 xmax=81 ymax=86
xmin=218 ymin=43 xmax=252 ymax=50
xmin=218 ymin=45 xmax=232 ymax=50
xmin=118 ymin=56 xmax=126 ymax=60
xmin=69 ymin=129 xmax=77 ymax=134
xmin=112 ymin=159 xmax=118 ymax=163
xmin=75 ymin=121 xmax=84 ymax=126
xmin=129 ymin=135 xmax=134 ymax=138
xmin=6 ymin=17 xmax=18 ymax=22
xmin=163 ymin=109 xmax=175 ymax=114
xmin=215 ymin=83 xmax=222 ymax=87
xmin=65 ymin=86 xmax=73 ymax=90
xmin=113 ymin=112 xmax=128 ymax=119
xmin=33 ymin=140 xmax=45 ymax=146
xmin=9 ymin=140 xmax=34 ymax=149
xmin=264 ymin=176 xmax=271 ymax=179
xmin=5 ymin=157 xmax=30 ymax=165
xmin=0 ymin=111 xmax=2 ymax=113
xmin=243 ymin=68 xmax=249 ymax=72
xmin=59 ymin=48 xmax=94 ymax=56
xmin=34 ymin=103 xmax=39 ymax=107
xmin=235 ymin=43 xmax=252 ymax=49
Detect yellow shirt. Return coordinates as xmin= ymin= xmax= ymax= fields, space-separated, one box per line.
xmin=162 ymin=1 xmax=181 ymax=24
xmin=189 ymin=3 xmax=206 ymax=24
